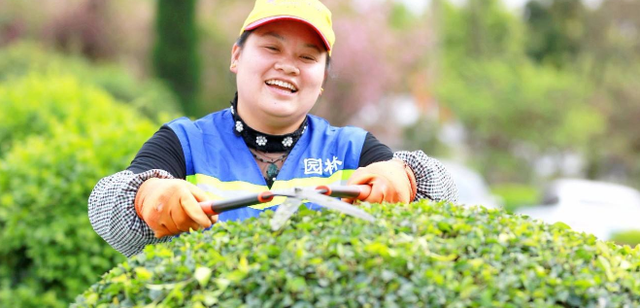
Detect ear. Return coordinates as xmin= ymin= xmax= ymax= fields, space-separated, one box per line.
xmin=230 ymin=43 xmax=241 ymax=74
xmin=321 ymin=55 xmax=330 ymax=86
xmin=321 ymin=69 xmax=329 ymax=88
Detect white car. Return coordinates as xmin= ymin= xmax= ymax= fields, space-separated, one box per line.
xmin=516 ymin=178 xmax=640 ymax=240
xmin=439 ymin=160 xmax=502 ymax=209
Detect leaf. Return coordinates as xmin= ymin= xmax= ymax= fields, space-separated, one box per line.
xmin=194 ymin=267 xmax=212 ymax=288
xmin=286 ymin=277 xmax=307 ymax=293
xmin=597 ymin=256 xmax=615 ymax=283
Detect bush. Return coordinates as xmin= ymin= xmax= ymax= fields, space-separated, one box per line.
xmin=74 ymin=201 xmax=640 ymax=307
xmin=0 ymin=74 xmax=161 ymax=307
xmin=491 ymin=183 xmax=540 ymax=213
xmin=0 ymin=73 xmax=124 ymax=155
xmin=611 ymin=230 xmax=640 ymax=247
xmin=0 ymin=41 xmax=180 ymax=121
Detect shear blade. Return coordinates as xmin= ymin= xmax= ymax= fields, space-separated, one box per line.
xmin=299 ymin=192 xmax=375 ymax=222
xmin=270 ymin=197 xmax=303 ymax=231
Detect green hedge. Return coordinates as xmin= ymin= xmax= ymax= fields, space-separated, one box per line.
xmin=0 ymin=73 xmax=161 ymax=307
xmin=74 ymin=201 xmax=640 ymax=307
xmin=491 ymin=184 xmax=540 ymax=213
xmin=0 ymin=73 xmax=141 ymax=155
xmin=0 ymin=41 xmax=180 ymax=122
xmin=611 ymin=230 xmax=640 ymax=247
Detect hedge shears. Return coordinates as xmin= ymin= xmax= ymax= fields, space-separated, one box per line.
xmin=199 ymin=185 xmax=375 ymax=230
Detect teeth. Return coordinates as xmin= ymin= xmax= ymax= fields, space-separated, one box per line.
xmin=266 ymin=79 xmax=297 ymax=92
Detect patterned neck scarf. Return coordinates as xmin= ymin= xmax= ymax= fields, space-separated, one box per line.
xmin=229 ymin=93 xmax=307 ymax=152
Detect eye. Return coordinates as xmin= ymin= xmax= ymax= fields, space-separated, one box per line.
xmin=300 ymin=55 xmax=317 ymax=62
xmin=264 ymin=46 xmax=279 ymax=52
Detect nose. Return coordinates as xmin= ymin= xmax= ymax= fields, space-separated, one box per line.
xmin=274 ymin=60 xmax=300 ymax=75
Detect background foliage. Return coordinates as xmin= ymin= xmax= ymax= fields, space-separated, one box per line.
xmin=2 ymin=0 xmax=638 ymax=187
xmin=153 ymin=0 xmax=200 ymax=116
xmin=0 ymin=41 xmax=180 ymax=123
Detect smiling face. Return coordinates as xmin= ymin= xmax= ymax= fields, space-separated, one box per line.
xmin=230 ymin=19 xmax=328 ymax=135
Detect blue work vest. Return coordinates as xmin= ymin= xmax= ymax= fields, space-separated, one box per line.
xmin=167 ymin=108 xmax=367 ymax=222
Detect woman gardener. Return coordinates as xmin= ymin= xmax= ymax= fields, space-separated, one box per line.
xmin=89 ymin=0 xmax=458 ymax=257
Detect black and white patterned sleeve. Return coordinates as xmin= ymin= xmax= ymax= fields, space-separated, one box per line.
xmin=394 ymin=150 xmax=458 ymax=203
xmin=88 ymin=169 xmax=175 ymax=257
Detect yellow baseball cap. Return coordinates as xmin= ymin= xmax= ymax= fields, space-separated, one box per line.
xmin=240 ymin=0 xmax=335 ymax=56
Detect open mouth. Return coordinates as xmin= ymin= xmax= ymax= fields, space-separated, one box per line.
xmin=265 ymin=79 xmax=298 ymax=93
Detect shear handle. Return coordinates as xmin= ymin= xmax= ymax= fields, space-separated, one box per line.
xmin=315 ymin=185 xmax=372 ymax=200
xmin=200 ymin=191 xmax=275 ymax=215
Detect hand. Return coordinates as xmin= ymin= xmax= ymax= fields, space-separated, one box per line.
xmin=345 ymin=159 xmax=417 ymax=204
xmin=134 ymin=178 xmax=218 ymax=238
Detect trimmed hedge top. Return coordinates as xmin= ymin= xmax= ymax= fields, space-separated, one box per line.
xmin=74 ymin=201 xmax=640 ymax=307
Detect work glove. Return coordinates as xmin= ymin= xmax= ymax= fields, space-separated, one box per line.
xmin=345 ymin=159 xmax=417 ymax=204
xmin=135 ymin=178 xmax=218 ymax=238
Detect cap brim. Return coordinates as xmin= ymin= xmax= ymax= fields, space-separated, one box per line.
xmin=244 ymin=16 xmax=331 ymax=54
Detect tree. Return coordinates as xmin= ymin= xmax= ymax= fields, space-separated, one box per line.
xmin=579 ymin=0 xmax=640 ymax=186
xmin=433 ymin=0 xmax=604 ymax=183
xmin=524 ymin=0 xmax=587 ymax=68
xmin=312 ymin=0 xmax=432 ymax=128
xmin=153 ymin=0 xmax=201 ymax=116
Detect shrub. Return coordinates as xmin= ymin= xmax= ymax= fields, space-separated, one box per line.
xmin=74 ymin=201 xmax=640 ymax=307
xmin=491 ymin=183 xmax=540 ymax=213
xmin=611 ymin=230 xmax=640 ymax=247
xmin=0 ymin=73 xmax=121 ymax=155
xmin=0 ymin=74 xmax=160 ymax=307
xmin=0 ymin=41 xmax=180 ymax=121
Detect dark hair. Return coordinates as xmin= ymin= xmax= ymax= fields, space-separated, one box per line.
xmin=236 ymin=30 xmax=253 ymax=48
xmin=236 ymin=30 xmax=332 ymax=71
